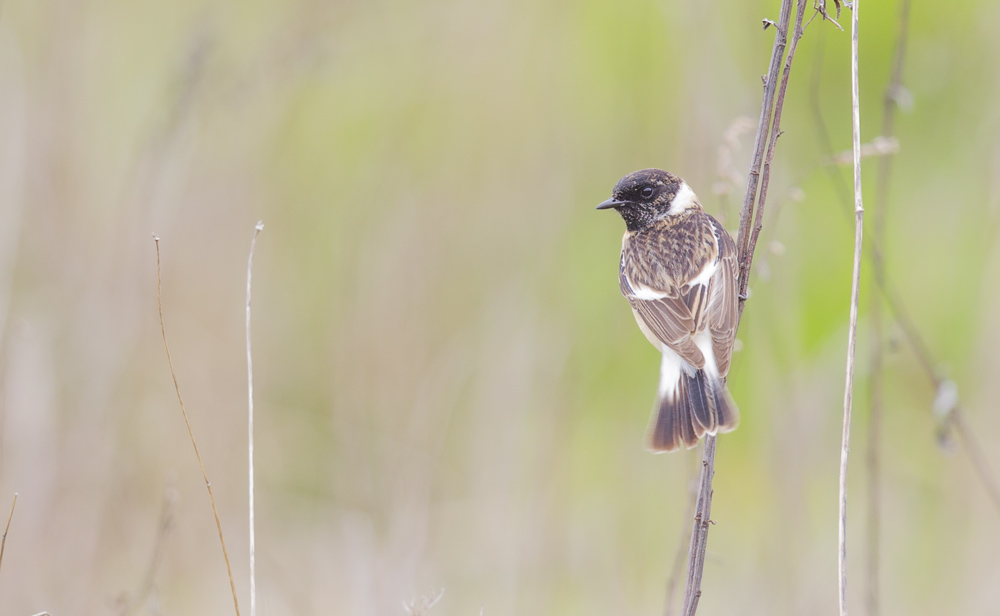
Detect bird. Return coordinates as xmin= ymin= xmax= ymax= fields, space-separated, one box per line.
xmin=597 ymin=168 xmax=740 ymax=452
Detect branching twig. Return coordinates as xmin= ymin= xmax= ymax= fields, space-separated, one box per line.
xmin=811 ymin=0 xmax=845 ymax=31
xmin=681 ymin=2 xmax=809 ymax=613
xmin=735 ymin=0 xmax=796 ymax=304
xmin=681 ymin=437 xmax=716 ymax=616
xmin=153 ymin=235 xmax=241 ymax=616
xmin=810 ymin=0 xmax=1000 ymax=522
xmin=0 ymin=493 xmax=17 ymax=579
xmin=875 ymin=273 xmax=1000 ymax=517
xmin=839 ymin=2 xmax=865 ymax=615
xmin=744 ymin=0 xmax=809 ymax=298
xmin=246 ymin=221 xmax=264 ymax=616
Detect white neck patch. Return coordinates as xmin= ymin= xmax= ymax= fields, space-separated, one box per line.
xmin=666 ymin=182 xmax=697 ymax=215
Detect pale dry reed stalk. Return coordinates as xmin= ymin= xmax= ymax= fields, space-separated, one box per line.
xmin=839 ymin=1 xmax=865 ymax=614
xmin=247 ymin=221 xmax=264 ymax=616
xmin=808 ymin=0 xmax=1000 ymax=528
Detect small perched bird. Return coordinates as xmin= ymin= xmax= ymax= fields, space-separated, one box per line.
xmin=597 ymin=169 xmax=740 ymax=452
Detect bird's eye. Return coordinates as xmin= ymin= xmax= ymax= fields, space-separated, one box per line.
xmin=641 ymin=187 xmax=655 ymax=199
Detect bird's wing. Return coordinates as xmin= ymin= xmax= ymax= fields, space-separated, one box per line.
xmin=619 ymin=235 xmax=718 ymax=369
xmin=706 ymin=217 xmax=739 ymax=376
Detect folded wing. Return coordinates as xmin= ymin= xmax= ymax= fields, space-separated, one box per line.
xmin=706 ymin=217 xmax=738 ymax=376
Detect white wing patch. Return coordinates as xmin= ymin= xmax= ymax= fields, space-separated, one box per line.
xmin=692 ymin=330 xmax=719 ymax=377
xmin=658 ymin=345 xmax=693 ymax=398
xmin=623 ymin=271 xmax=670 ymax=300
xmin=689 ymin=258 xmax=718 ymax=288
xmin=631 ymin=284 xmax=670 ymax=300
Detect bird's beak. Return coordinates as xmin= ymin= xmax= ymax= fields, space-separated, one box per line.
xmin=596 ymin=198 xmax=625 ymax=210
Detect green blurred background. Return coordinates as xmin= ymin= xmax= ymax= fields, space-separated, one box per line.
xmin=0 ymin=0 xmax=998 ymax=614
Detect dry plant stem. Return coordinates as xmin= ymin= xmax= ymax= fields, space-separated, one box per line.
xmin=736 ymin=0 xmax=795 ymax=292
xmin=840 ymin=3 xmax=865 ymax=615
xmin=681 ymin=1 xmax=807 ymax=613
xmin=744 ymin=0 xmax=808 ymax=286
xmin=246 ymin=221 xmax=264 ymax=616
xmin=0 ymin=493 xmax=17 ymax=578
xmin=681 ymin=437 xmax=716 ymax=615
xmin=807 ymin=3 xmax=1000 ymax=521
xmin=871 ymin=173 xmax=1000 ymax=518
xmin=867 ymin=2 xmax=910 ymax=613
xmin=153 ymin=235 xmax=241 ymax=616
xmin=874 ymin=275 xmax=1000 ymax=512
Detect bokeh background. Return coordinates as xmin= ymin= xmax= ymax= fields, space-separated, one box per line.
xmin=0 ymin=0 xmax=998 ymax=614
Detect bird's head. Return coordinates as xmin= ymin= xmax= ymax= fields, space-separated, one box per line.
xmin=596 ymin=168 xmax=699 ymax=231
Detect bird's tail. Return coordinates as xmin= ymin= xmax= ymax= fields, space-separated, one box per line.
xmin=647 ymin=367 xmax=739 ymax=453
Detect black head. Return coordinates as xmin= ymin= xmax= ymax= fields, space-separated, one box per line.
xmin=596 ymin=168 xmax=698 ymax=231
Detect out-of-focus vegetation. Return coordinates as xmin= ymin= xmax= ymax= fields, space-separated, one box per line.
xmin=0 ymin=1 xmax=998 ymax=614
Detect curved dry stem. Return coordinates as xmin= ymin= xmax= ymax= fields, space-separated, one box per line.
xmin=0 ymin=493 xmax=17 ymax=579
xmin=153 ymin=235 xmax=241 ymax=616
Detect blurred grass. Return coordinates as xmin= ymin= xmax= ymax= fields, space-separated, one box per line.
xmin=0 ymin=0 xmax=998 ymax=614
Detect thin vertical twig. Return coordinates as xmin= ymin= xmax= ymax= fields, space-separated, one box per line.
xmin=246 ymin=221 xmax=264 ymax=616
xmin=736 ymin=0 xmax=795 ymax=302
xmin=867 ymin=2 xmax=911 ymax=614
xmin=840 ymin=2 xmax=865 ymax=615
xmin=681 ymin=1 xmax=810 ymax=613
xmin=808 ymin=0 xmax=1000 ymax=522
xmin=744 ymin=0 xmax=808 ymax=295
xmin=681 ymin=437 xmax=716 ymax=616
xmin=0 ymin=493 xmax=17 ymax=578
xmin=153 ymin=235 xmax=241 ymax=616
